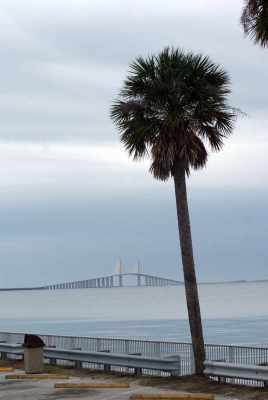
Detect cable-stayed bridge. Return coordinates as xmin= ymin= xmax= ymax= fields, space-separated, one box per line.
xmin=0 ymin=259 xmax=184 ymax=291
xmin=45 ymin=258 xmax=183 ymax=290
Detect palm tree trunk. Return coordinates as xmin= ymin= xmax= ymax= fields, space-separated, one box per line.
xmin=173 ymin=158 xmax=206 ymax=375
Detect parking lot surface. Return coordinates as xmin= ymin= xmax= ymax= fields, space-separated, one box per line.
xmin=0 ymin=370 xmax=233 ymax=400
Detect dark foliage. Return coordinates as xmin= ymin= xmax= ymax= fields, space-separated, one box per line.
xmin=241 ymin=0 xmax=268 ymax=47
xmin=111 ymin=47 xmax=237 ymax=180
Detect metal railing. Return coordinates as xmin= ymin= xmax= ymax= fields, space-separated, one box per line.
xmin=0 ymin=331 xmax=267 ymax=386
xmin=204 ymin=360 xmax=268 ymax=383
xmin=0 ymin=343 xmax=181 ymax=376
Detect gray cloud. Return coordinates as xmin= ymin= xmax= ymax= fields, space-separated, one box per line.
xmin=0 ymin=0 xmax=267 ymax=143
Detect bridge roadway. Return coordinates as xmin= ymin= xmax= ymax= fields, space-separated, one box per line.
xmin=0 ymin=273 xmax=183 ymax=291
xmin=45 ymin=273 xmax=183 ymax=290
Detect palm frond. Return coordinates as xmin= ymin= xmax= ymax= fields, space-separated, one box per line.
xmin=241 ymin=0 xmax=268 ymax=47
xmin=110 ymin=47 xmax=238 ymax=181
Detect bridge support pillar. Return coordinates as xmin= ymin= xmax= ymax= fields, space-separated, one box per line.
xmin=119 ymin=275 xmax=123 ymax=287
xmin=97 ymin=278 xmax=101 ymax=288
xmin=106 ymin=277 xmax=110 ymax=287
xmin=102 ymin=277 xmax=105 ymax=287
xmin=137 ymin=274 xmax=141 ymax=287
xmin=110 ymin=276 xmax=113 ymax=287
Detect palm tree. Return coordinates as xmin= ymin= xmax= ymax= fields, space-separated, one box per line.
xmin=110 ymin=47 xmax=237 ymax=375
xmin=241 ymin=0 xmax=268 ymax=47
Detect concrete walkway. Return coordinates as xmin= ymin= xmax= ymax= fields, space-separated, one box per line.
xmin=0 ymin=370 xmax=234 ymax=400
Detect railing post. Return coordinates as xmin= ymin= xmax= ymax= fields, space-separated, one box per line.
xmin=229 ymin=346 xmax=235 ymax=363
xmin=70 ymin=347 xmax=82 ymax=368
xmin=229 ymin=346 xmax=235 ymax=383
xmin=98 ymin=349 xmax=111 ymax=372
xmin=0 ymin=341 xmax=7 ymax=359
xmin=155 ymin=342 xmax=161 ymax=375
xmin=129 ymin=353 xmax=142 ymax=375
xmin=124 ymin=340 xmax=129 ymax=355
xmin=155 ymin=342 xmax=161 ymax=358
xmin=46 ymin=345 xmax=57 ymax=365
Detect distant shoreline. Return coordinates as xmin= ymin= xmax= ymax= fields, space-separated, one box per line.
xmin=199 ymin=279 xmax=268 ymax=284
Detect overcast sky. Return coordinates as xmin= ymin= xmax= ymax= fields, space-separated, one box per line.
xmin=0 ymin=0 xmax=267 ymax=287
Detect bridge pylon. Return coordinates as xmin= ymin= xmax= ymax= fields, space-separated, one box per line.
xmin=112 ymin=258 xmax=125 ymax=286
xmin=131 ymin=258 xmax=142 ymax=274
xmin=112 ymin=257 xmax=125 ymax=275
xmin=131 ymin=258 xmax=142 ymax=286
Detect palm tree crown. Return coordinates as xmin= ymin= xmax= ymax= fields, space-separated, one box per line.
xmin=241 ymin=0 xmax=268 ymax=48
xmin=111 ymin=47 xmax=236 ymax=180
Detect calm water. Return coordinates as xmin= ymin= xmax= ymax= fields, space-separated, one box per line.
xmin=0 ymin=283 xmax=267 ymax=347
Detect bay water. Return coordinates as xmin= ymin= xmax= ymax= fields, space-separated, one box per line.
xmin=0 ymin=282 xmax=267 ymax=347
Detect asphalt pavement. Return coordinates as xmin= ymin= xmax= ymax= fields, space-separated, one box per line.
xmin=0 ymin=369 xmax=233 ymax=400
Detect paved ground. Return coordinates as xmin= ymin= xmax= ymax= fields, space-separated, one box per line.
xmin=0 ymin=370 xmax=233 ymax=400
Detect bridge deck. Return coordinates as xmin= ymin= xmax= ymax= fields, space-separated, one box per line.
xmin=0 ymin=273 xmax=183 ymax=291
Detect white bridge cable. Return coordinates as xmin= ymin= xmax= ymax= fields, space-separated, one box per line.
xmin=131 ymin=258 xmax=143 ymax=274
xmin=112 ymin=257 xmax=126 ymax=275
